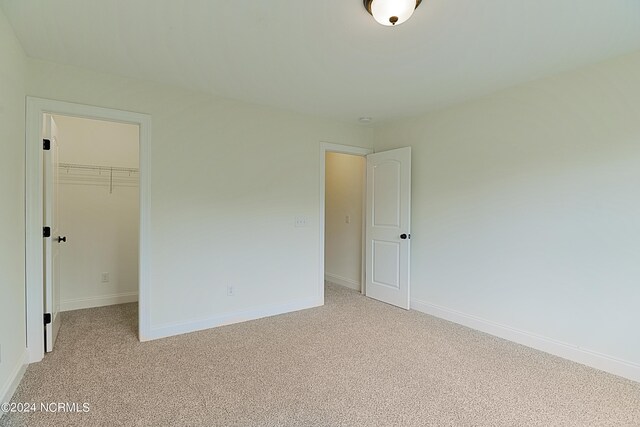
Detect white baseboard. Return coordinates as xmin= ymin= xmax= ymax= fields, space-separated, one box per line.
xmin=411 ymin=298 xmax=640 ymax=383
xmin=146 ymin=297 xmax=322 ymax=341
xmin=325 ymin=272 xmax=361 ymax=291
xmin=1 ymin=350 xmax=27 ymax=412
xmin=61 ymin=292 xmax=138 ymax=312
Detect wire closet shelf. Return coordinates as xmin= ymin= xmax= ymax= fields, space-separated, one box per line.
xmin=58 ymin=162 xmax=139 ymax=193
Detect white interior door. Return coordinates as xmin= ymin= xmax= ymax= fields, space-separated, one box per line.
xmin=43 ymin=114 xmax=62 ymax=352
xmin=365 ymin=147 xmax=411 ymax=309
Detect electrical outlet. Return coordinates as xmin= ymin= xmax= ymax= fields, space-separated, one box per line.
xmin=345 ymin=215 xmax=351 ymax=224
xmin=101 ymin=272 xmax=109 ymax=283
xmin=227 ymin=285 xmax=235 ymax=296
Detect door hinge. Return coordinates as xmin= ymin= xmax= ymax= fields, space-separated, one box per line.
xmin=43 ymin=227 xmax=51 ymax=238
xmin=44 ymin=313 xmax=51 ymax=325
xmin=43 ymin=139 xmax=51 ymax=150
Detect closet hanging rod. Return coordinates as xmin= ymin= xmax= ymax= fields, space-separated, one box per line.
xmin=58 ymin=163 xmax=139 ymax=173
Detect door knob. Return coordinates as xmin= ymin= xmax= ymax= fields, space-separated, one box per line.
xmin=400 ymin=233 xmax=410 ymax=240
xmin=57 ymin=236 xmax=66 ymax=243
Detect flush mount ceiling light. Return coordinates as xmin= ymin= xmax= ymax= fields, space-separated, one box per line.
xmin=363 ymin=0 xmax=422 ymax=26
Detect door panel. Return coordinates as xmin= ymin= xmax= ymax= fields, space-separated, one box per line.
xmin=372 ymin=240 xmax=400 ymax=288
xmin=372 ymin=160 xmax=401 ymax=227
xmin=43 ymin=114 xmax=61 ymax=352
xmin=365 ymin=147 xmax=411 ymax=309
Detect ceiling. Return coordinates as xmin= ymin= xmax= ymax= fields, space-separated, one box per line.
xmin=2 ymin=0 xmax=639 ymax=122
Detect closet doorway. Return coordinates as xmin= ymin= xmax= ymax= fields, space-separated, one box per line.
xmin=319 ymin=143 xmax=371 ymax=302
xmin=324 ymin=151 xmax=366 ymax=292
xmin=55 ymin=115 xmax=139 ymax=306
xmin=25 ymin=97 xmax=151 ymax=363
xmin=44 ymin=114 xmax=140 ymax=352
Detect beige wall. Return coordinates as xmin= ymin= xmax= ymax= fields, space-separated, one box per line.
xmin=26 ymin=58 xmax=373 ymax=334
xmin=54 ymin=115 xmax=139 ymax=310
xmin=54 ymin=115 xmax=139 ymax=168
xmin=374 ymin=51 xmax=640 ymax=367
xmin=325 ymin=152 xmax=366 ymax=290
xmin=0 ymin=7 xmax=27 ymax=404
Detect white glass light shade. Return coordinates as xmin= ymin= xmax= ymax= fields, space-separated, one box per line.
xmin=370 ymin=0 xmax=417 ymax=26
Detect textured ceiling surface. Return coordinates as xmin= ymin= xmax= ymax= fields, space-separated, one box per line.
xmin=2 ymin=0 xmax=639 ymax=121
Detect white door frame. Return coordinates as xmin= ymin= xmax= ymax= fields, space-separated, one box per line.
xmin=318 ymin=142 xmax=372 ymax=303
xmin=25 ymin=97 xmax=152 ymax=363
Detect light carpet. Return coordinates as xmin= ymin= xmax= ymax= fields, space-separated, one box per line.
xmin=2 ymin=283 xmax=639 ymax=426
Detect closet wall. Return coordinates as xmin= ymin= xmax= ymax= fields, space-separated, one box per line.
xmin=54 ymin=115 xmax=140 ymax=311
xmin=324 ymin=152 xmax=365 ymax=290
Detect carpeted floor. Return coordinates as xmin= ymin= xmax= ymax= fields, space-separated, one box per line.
xmin=2 ymin=283 xmax=639 ymax=426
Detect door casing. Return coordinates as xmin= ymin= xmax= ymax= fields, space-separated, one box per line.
xmin=25 ymin=97 xmax=152 ymax=363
